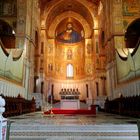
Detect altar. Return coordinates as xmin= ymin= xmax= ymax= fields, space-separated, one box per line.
xmin=59 ymin=89 xmax=80 ymax=110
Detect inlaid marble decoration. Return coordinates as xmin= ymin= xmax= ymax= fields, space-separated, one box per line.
xmin=9 ymin=112 xmax=138 ymax=140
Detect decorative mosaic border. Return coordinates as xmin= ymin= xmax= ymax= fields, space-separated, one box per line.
xmin=10 ymin=131 xmax=138 ymax=137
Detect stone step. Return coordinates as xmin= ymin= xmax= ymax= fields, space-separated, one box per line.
xmin=10 ymin=124 xmax=139 ymax=140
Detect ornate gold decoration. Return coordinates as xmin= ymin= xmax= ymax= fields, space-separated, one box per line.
xmin=48 ymin=11 xmax=91 ymax=38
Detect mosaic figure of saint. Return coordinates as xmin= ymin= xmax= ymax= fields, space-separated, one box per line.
xmin=57 ymin=23 xmax=82 ymax=43
xmin=67 ymin=49 xmax=72 ymax=60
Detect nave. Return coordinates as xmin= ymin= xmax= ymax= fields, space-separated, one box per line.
xmin=9 ymin=112 xmax=139 ymax=140
xmin=0 ymin=0 xmax=140 ymax=139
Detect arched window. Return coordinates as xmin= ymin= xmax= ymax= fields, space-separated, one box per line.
xmin=125 ymin=18 xmax=140 ymax=48
xmin=66 ymin=64 xmax=74 ymax=78
xmin=0 ymin=20 xmax=15 ymax=48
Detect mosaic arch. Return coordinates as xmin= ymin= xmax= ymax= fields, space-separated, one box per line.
xmin=125 ymin=18 xmax=140 ymax=49
xmin=43 ymin=0 xmax=95 ymax=19
xmin=43 ymin=0 xmax=95 ymax=16
xmin=48 ymin=11 xmax=92 ymax=38
xmin=42 ymin=0 xmax=96 ymax=30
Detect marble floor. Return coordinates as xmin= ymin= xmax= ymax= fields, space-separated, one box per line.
xmin=8 ymin=112 xmax=139 ymax=140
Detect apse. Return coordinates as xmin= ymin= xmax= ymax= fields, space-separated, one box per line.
xmin=43 ymin=0 xmax=94 ymax=101
xmin=54 ymin=18 xmax=85 ymax=80
xmin=45 ymin=18 xmax=89 ymax=100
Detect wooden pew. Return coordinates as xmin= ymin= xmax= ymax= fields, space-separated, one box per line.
xmin=0 ymin=94 xmax=36 ymax=117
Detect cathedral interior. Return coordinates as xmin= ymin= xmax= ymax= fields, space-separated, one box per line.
xmin=0 ymin=0 xmax=140 ymax=139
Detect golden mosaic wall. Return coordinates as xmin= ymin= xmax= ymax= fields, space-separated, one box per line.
xmin=45 ymin=40 xmax=86 ymax=80
xmin=122 ymin=0 xmax=140 ymax=29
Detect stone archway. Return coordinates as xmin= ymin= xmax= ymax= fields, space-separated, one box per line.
xmin=0 ymin=20 xmax=16 ymax=48
xmin=43 ymin=0 xmax=95 ymax=24
xmin=48 ymin=11 xmax=92 ymax=38
xmin=125 ymin=18 xmax=140 ymax=48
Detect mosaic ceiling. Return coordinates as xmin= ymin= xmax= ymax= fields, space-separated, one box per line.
xmin=40 ymin=0 xmax=100 ymax=9
xmin=39 ymin=0 xmax=101 ymax=30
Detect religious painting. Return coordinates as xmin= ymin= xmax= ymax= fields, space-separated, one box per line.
xmin=0 ymin=0 xmax=17 ymax=16
xmin=48 ymin=43 xmax=53 ymax=54
xmin=54 ymin=19 xmax=85 ymax=80
xmin=3 ymin=2 xmax=12 ymax=15
xmin=86 ymin=63 xmax=93 ymax=75
xmin=47 ymin=39 xmax=54 ymax=54
xmin=17 ymin=15 xmax=25 ymax=35
xmin=48 ymin=63 xmax=53 ymax=72
xmin=67 ymin=49 xmax=72 ymax=60
xmin=56 ymin=23 xmax=82 ymax=43
xmin=122 ymin=0 xmax=139 ymax=16
xmin=55 ymin=64 xmax=60 ymax=73
xmin=87 ymin=43 xmax=93 ymax=54
xmin=115 ymin=0 xmax=121 ymax=4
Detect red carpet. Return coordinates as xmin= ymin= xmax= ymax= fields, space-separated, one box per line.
xmin=44 ymin=107 xmax=96 ymax=115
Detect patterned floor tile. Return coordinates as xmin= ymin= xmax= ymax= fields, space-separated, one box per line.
xmin=8 ymin=112 xmax=139 ymax=140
